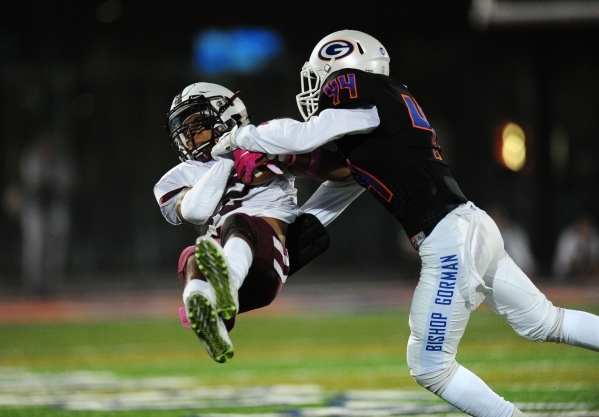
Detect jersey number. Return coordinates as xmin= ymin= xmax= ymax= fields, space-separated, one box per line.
xmin=323 ymin=74 xmax=358 ymax=105
xmin=402 ymin=94 xmax=442 ymax=160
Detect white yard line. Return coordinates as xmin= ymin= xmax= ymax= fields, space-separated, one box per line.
xmin=0 ymin=369 xmax=595 ymax=415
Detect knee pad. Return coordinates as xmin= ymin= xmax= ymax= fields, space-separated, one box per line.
xmin=221 ymin=214 xmax=256 ymax=246
xmin=412 ymin=360 xmax=460 ymax=396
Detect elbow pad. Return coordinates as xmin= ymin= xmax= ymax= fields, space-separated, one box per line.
xmin=180 ymin=159 xmax=234 ymax=225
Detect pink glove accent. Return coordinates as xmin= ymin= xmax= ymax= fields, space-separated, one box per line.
xmin=233 ymin=149 xmax=282 ymax=183
xmin=179 ymin=307 xmax=191 ymax=328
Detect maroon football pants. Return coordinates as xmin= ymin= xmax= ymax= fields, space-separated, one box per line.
xmin=178 ymin=214 xmax=289 ymax=331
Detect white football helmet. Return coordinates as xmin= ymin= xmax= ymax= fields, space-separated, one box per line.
xmin=165 ymin=82 xmax=250 ymax=162
xmin=296 ymin=30 xmax=390 ymax=121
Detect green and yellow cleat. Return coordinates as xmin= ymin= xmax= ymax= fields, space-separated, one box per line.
xmin=195 ymin=236 xmax=239 ymax=320
xmin=185 ymin=291 xmax=234 ymax=364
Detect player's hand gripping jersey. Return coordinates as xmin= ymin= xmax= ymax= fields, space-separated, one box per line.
xmin=214 ymin=31 xmax=599 ymax=416
xmin=153 ymin=156 xmax=363 ymax=232
xmin=157 ymin=80 xmax=368 ymax=365
xmin=231 ymin=69 xmax=467 ymax=247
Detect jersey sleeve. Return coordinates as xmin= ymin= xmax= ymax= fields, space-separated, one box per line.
xmin=299 ymin=177 xmax=364 ymax=227
xmin=153 ymin=159 xmax=234 ymax=225
xmin=179 ymin=158 xmax=235 ymax=225
xmin=234 ymin=107 xmax=380 ymax=155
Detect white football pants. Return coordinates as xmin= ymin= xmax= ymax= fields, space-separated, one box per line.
xmin=407 ymin=202 xmax=598 ymax=417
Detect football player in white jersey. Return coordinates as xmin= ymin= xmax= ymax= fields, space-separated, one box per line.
xmin=154 ymin=82 xmax=363 ymax=363
xmin=211 ymin=30 xmax=599 ymax=416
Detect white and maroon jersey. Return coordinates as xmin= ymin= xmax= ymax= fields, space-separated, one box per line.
xmin=153 ymin=159 xmax=301 ymax=230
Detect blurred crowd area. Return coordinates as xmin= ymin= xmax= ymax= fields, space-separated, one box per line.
xmin=1 ymin=1 xmax=599 ymax=295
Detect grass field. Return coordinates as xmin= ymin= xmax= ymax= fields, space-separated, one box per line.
xmin=1 ymin=296 xmax=598 ymax=417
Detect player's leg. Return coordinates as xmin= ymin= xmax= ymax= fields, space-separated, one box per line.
xmin=482 ymin=230 xmax=599 ymax=352
xmin=553 ymin=309 xmax=599 ymax=351
xmin=196 ymin=214 xmax=257 ymax=320
xmin=178 ymin=246 xmax=234 ymax=363
xmin=196 ymin=213 xmax=288 ymax=319
xmin=408 ymin=206 xmax=524 ymax=417
xmin=235 ymin=215 xmax=289 ymax=313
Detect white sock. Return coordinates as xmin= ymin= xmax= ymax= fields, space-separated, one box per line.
xmin=562 ymin=309 xmax=599 ymax=352
xmin=223 ymin=236 xmax=253 ymax=290
xmin=182 ymin=279 xmax=211 ymax=304
xmin=440 ymin=365 xmax=514 ymax=417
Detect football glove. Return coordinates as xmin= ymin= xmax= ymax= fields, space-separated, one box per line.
xmin=212 ymin=125 xmax=239 ymax=160
xmin=232 ymin=149 xmax=283 ymax=184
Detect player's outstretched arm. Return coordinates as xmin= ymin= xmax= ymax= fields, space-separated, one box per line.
xmin=211 ymin=107 xmax=380 ymax=159
xmin=286 ymin=147 xmax=350 ymax=181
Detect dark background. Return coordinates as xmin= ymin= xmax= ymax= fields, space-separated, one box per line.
xmin=1 ymin=0 xmax=598 ymax=288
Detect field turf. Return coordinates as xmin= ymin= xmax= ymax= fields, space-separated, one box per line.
xmin=0 ymin=303 xmax=598 ymax=416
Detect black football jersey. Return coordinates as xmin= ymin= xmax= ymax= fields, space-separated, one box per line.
xmin=317 ymin=68 xmax=467 ymax=245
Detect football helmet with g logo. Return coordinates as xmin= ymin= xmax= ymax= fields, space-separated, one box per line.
xmin=296 ymin=30 xmax=390 ymax=121
xmin=165 ymin=83 xmax=251 ymax=162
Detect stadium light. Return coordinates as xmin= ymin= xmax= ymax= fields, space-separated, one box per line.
xmin=496 ymin=122 xmax=527 ymax=172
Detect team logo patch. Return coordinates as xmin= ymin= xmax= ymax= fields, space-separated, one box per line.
xmin=318 ymin=40 xmax=354 ymax=60
xmin=380 ymin=47 xmax=386 ymax=56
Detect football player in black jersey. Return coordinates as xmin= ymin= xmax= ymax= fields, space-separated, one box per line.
xmin=211 ymin=30 xmax=599 ymax=417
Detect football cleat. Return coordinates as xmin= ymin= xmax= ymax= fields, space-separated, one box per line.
xmin=195 ymin=236 xmax=239 ymax=320
xmin=185 ymin=290 xmax=234 ymax=363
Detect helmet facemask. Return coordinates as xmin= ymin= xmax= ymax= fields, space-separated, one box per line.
xmin=165 ymin=93 xmax=248 ymax=162
xmin=297 ymin=61 xmax=329 ymax=121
